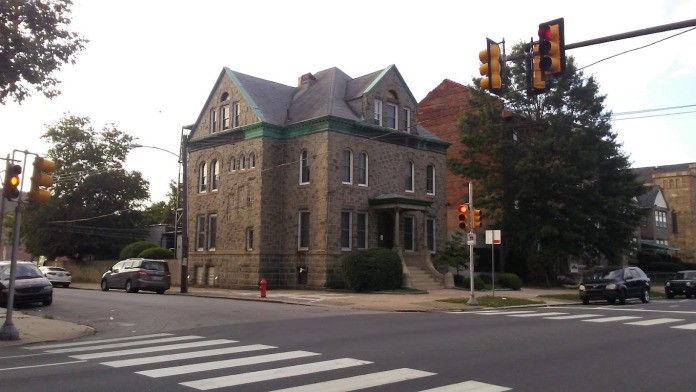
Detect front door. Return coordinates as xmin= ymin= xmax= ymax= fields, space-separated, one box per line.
xmin=377 ymin=212 xmax=394 ymax=249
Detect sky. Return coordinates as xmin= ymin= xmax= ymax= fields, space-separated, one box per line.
xmin=2 ymin=0 xmax=695 ymax=203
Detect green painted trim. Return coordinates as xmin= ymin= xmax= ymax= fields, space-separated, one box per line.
xmin=369 ymin=195 xmax=433 ymax=207
xmin=188 ymin=116 xmax=450 ymax=154
xmin=225 ymin=68 xmax=266 ymax=123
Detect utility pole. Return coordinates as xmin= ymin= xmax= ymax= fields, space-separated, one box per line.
xmin=467 ymin=181 xmax=478 ymax=306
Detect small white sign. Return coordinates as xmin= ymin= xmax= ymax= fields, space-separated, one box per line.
xmin=467 ymin=233 xmax=476 ymax=245
xmin=485 ymin=230 xmax=502 ymax=245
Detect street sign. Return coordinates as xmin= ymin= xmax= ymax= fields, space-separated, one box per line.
xmin=467 ymin=232 xmax=476 ymax=245
xmin=485 ymin=230 xmax=502 ymax=245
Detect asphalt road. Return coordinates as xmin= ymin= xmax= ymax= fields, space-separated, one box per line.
xmin=3 ymin=289 xmax=696 ymax=391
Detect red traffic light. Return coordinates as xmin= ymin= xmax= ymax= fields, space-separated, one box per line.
xmin=538 ymin=24 xmax=551 ymax=41
xmin=458 ymin=204 xmax=469 ymax=215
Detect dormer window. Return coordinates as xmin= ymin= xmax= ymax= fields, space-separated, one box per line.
xmin=385 ymin=103 xmax=397 ymax=129
xmin=401 ymin=108 xmax=411 ymax=133
xmin=221 ymin=105 xmax=231 ymax=130
xmin=232 ymin=102 xmax=240 ymax=128
xmin=373 ymin=100 xmax=382 ymax=126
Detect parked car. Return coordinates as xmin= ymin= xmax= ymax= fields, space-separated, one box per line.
xmin=0 ymin=261 xmax=53 ymax=307
xmin=664 ymin=270 xmax=696 ymax=299
xmin=39 ymin=266 xmax=72 ymax=288
xmin=101 ymin=258 xmax=170 ymax=294
xmin=579 ymin=266 xmax=651 ymax=305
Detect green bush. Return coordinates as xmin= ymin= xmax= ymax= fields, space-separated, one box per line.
xmin=138 ymin=247 xmax=175 ymax=259
xmin=119 ymin=241 xmax=157 ymax=259
xmin=499 ymin=273 xmax=522 ymax=290
xmin=455 ymin=274 xmax=485 ymax=290
xmin=341 ymin=248 xmax=402 ymax=292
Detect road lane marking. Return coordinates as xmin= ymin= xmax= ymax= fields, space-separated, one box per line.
xmin=583 ymin=316 xmax=642 ymax=323
xmin=179 ymin=358 xmax=372 ymax=390
xmin=419 ymin=380 xmax=512 ymax=391
xmin=45 ymin=335 xmax=203 ymax=353
xmin=25 ymin=333 xmax=174 ymax=350
xmin=137 ymin=350 xmax=320 ymax=378
xmin=671 ymin=323 xmax=696 ymax=330
xmin=0 ymin=360 xmax=86 ymax=371
xmin=473 ymin=310 xmax=537 ymax=315
xmin=508 ymin=312 xmax=568 ymax=317
xmin=544 ymin=314 xmax=602 ymax=320
xmin=71 ymin=339 xmax=237 ymax=360
xmin=101 ymin=344 xmax=276 ymax=368
xmin=624 ymin=318 xmax=684 ymax=326
xmin=268 ymin=368 xmax=435 ymax=392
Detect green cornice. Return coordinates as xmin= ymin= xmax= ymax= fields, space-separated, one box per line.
xmin=188 ymin=116 xmax=449 ymax=154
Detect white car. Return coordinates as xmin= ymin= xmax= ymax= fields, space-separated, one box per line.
xmin=39 ymin=266 xmax=72 ymax=288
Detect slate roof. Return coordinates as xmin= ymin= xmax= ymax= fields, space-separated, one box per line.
xmin=194 ymin=65 xmax=442 ymax=142
xmin=636 ymin=186 xmax=660 ymax=209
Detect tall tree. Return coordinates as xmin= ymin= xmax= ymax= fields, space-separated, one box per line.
xmin=0 ymin=0 xmax=87 ymax=104
xmin=450 ymin=44 xmax=644 ymax=282
xmin=21 ymin=115 xmax=150 ymax=261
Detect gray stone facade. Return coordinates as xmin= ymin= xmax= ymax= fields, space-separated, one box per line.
xmin=185 ymin=66 xmax=449 ymax=289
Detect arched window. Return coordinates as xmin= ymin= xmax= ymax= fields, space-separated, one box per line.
xmin=230 ymin=156 xmax=237 ymax=171
xmin=211 ymin=160 xmax=220 ymax=191
xmin=240 ymin=154 xmax=246 ymax=170
xmin=249 ymin=152 xmax=256 ymax=168
xmin=198 ymin=162 xmax=207 ymax=193
xmin=300 ymin=150 xmax=310 ymax=184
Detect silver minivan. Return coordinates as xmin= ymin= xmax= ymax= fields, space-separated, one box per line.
xmin=100 ymin=258 xmax=170 ymax=294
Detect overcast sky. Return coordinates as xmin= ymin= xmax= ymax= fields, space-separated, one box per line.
xmin=2 ymin=0 xmax=695 ymax=203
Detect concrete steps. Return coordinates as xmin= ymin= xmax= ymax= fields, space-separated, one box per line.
xmin=408 ymin=267 xmax=444 ymax=291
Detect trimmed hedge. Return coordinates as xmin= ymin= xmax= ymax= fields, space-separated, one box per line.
xmin=119 ymin=241 xmax=157 ymax=259
xmin=341 ymin=248 xmax=402 ymax=292
xmin=499 ymin=273 xmax=522 ymax=290
xmin=138 ymin=247 xmax=175 ymax=259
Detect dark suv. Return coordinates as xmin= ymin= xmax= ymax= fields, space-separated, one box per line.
xmin=101 ymin=258 xmax=170 ymax=294
xmin=665 ymin=270 xmax=696 ymax=299
xmin=579 ymin=266 xmax=651 ymax=305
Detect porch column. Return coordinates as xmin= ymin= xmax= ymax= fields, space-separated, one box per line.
xmin=393 ymin=208 xmax=400 ymax=249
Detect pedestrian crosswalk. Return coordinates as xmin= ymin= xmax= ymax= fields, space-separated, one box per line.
xmin=24 ymin=333 xmax=512 ymax=391
xmin=456 ymin=309 xmax=696 ymax=330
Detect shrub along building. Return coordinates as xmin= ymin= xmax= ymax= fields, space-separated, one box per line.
xmin=184 ymin=65 xmax=450 ymax=289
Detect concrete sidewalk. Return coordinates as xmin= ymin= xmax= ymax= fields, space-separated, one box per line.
xmin=1 ymin=283 xmax=577 ymax=346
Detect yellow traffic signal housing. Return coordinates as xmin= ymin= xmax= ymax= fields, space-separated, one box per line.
xmin=532 ymin=43 xmax=547 ymax=94
xmin=472 ymin=209 xmax=482 ymax=228
xmin=457 ymin=204 xmax=470 ymax=231
xmin=478 ymin=38 xmax=502 ymax=93
xmin=28 ymin=157 xmax=56 ymax=202
xmin=537 ymin=18 xmax=566 ymax=77
xmin=3 ymin=163 xmax=22 ymax=201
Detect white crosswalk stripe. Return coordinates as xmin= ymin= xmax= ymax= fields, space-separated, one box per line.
xmin=544 ymin=314 xmax=602 ymax=320
xmin=101 ymin=344 xmax=276 ymax=368
xmin=583 ymin=316 xmax=642 ymax=323
xmin=671 ymin=322 xmax=696 ymax=330
xmin=624 ymin=318 xmax=684 ymax=326
xmin=268 ymin=368 xmax=435 ymax=392
xmin=25 ymin=334 xmax=513 ymax=391
xmin=180 ymin=358 xmax=372 ymax=390
xmin=71 ymin=339 xmax=237 ymax=360
xmin=508 ymin=312 xmax=568 ymax=318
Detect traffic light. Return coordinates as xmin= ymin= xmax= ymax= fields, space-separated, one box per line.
xmin=537 ymin=18 xmax=565 ymax=77
xmin=28 ymin=156 xmax=56 ymax=202
xmin=478 ymin=38 xmax=502 ymax=94
xmin=472 ymin=209 xmax=482 ymax=228
xmin=531 ymin=43 xmax=547 ymax=94
xmin=457 ymin=204 xmax=470 ymax=231
xmin=3 ymin=164 xmax=22 ymax=201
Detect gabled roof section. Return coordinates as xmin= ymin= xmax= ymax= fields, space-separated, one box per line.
xmin=287 ymin=67 xmax=359 ymax=123
xmin=225 ymin=68 xmax=296 ymax=125
xmin=346 ymin=64 xmax=418 ymax=104
xmin=636 ymin=185 xmax=668 ymax=209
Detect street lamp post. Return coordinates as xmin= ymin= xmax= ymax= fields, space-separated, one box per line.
xmin=130 ymin=139 xmax=188 ymax=293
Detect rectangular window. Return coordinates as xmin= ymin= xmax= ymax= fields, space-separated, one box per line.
xmin=246 ymin=228 xmax=254 ymax=250
xmin=221 ymin=105 xmax=231 ymax=130
xmin=385 ymin=103 xmax=397 ymax=129
xmin=232 ymin=102 xmax=240 ymax=127
xmin=373 ymin=100 xmax=382 ymax=125
xmin=358 ymin=152 xmax=368 ymax=186
xmin=405 ymin=162 xmax=414 ymax=192
xmin=426 ymin=165 xmax=435 ymax=195
xmin=198 ymin=163 xmax=207 ymax=193
xmin=298 ymin=210 xmax=310 ymax=249
xmin=357 ymin=213 xmax=367 ymax=249
xmin=401 ymin=108 xmax=410 ymax=132
xmin=300 ymin=151 xmax=310 ymax=184
xmin=210 ymin=109 xmax=217 ymax=133
xmin=404 ymin=216 xmax=414 ymax=251
xmin=672 ymin=211 xmax=678 ymax=234
xmin=341 ymin=211 xmax=351 ymax=250
xmin=196 ymin=215 xmax=206 ymax=251
xmin=211 ymin=160 xmax=220 ymax=191
xmin=208 ymin=214 xmax=217 ymax=250
xmin=655 ymin=210 xmax=667 ymax=228
xmin=426 ymin=218 xmax=435 ymax=253
xmin=342 ymin=150 xmax=352 ymax=184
